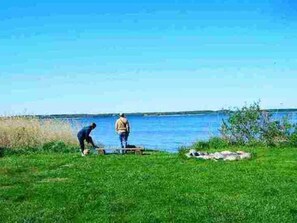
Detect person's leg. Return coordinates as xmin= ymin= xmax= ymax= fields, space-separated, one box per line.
xmin=78 ymin=137 xmax=85 ymax=154
xmin=119 ymin=132 xmax=127 ymax=154
xmin=123 ymin=132 xmax=128 ymax=148
xmin=125 ymin=132 xmax=129 ymax=148
xmin=119 ymin=133 xmax=124 ymax=148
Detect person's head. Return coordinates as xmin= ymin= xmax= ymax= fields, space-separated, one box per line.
xmin=120 ymin=113 xmax=125 ymax=118
xmin=90 ymin=123 xmax=97 ymax=129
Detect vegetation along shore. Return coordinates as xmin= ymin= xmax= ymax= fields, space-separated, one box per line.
xmin=1 ymin=102 xmax=297 ymax=222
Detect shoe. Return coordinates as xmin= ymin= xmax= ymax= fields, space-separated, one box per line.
xmin=81 ymin=153 xmax=85 ymax=157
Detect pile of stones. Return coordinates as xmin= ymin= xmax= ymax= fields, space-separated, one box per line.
xmin=186 ymin=149 xmax=251 ymax=161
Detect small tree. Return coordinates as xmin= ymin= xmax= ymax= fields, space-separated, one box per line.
xmin=221 ymin=102 xmax=262 ymax=145
xmin=221 ymin=102 xmax=295 ymax=146
xmin=260 ymin=116 xmax=292 ymax=146
xmin=290 ymin=125 xmax=297 ymax=147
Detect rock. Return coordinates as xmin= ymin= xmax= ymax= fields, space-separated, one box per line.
xmin=221 ymin=151 xmax=233 ymax=155
xmin=198 ymin=152 xmax=208 ymax=156
xmin=188 ymin=149 xmax=198 ymax=157
xmin=224 ymin=155 xmax=240 ymax=161
xmin=201 ymin=155 xmax=213 ymax=160
xmin=186 ymin=150 xmax=251 ymax=161
xmin=186 ymin=149 xmax=197 ymax=157
xmin=239 ymin=153 xmax=251 ymax=160
xmin=213 ymin=152 xmax=224 ymax=160
xmin=185 ymin=153 xmax=192 ymax=158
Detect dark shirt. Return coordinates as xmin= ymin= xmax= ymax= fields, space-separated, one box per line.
xmin=77 ymin=126 xmax=93 ymax=139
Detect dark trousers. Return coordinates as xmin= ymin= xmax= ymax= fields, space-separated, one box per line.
xmin=78 ymin=136 xmax=95 ymax=153
xmin=119 ymin=132 xmax=129 ymax=148
xmin=78 ymin=137 xmax=85 ymax=153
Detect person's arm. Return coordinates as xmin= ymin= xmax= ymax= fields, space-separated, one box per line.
xmin=126 ymin=121 xmax=130 ymax=133
xmin=86 ymin=136 xmax=97 ymax=148
xmin=86 ymin=127 xmax=98 ymax=148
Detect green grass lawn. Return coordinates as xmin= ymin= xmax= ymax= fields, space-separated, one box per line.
xmin=1 ymin=148 xmax=297 ymax=223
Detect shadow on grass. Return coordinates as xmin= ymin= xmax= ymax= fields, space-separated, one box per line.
xmin=95 ymin=151 xmax=154 ymax=156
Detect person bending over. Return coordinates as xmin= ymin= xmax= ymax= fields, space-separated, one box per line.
xmin=77 ymin=123 xmax=98 ymax=156
xmin=115 ymin=113 xmax=130 ymax=148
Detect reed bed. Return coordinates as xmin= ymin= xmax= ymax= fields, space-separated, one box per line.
xmin=0 ymin=116 xmax=78 ymax=150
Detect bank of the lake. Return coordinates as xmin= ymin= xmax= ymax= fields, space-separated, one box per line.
xmin=66 ymin=111 xmax=297 ymax=152
xmin=1 ymin=147 xmax=297 ymax=222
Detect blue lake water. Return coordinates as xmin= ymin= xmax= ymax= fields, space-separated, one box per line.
xmin=68 ymin=112 xmax=297 ymax=152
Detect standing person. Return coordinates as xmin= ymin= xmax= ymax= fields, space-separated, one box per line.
xmin=77 ymin=123 xmax=98 ymax=156
xmin=115 ymin=113 xmax=130 ymax=149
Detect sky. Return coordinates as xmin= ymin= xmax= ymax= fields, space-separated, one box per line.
xmin=0 ymin=0 xmax=297 ymax=115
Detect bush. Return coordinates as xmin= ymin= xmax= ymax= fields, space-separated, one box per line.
xmin=184 ymin=137 xmax=229 ymax=153
xmin=221 ymin=102 xmax=296 ymax=147
xmin=178 ymin=147 xmax=189 ymax=158
xmin=208 ymin=137 xmax=229 ymax=149
xmin=190 ymin=141 xmax=210 ymax=150
xmin=41 ymin=141 xmax=77 ymax=153
xmin=290 ymin=126 xmax=297 ymax=147
xmin=221 ymin=102 xmax=262 ymax=145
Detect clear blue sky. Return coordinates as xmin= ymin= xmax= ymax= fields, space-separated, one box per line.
xmin=1 ymin=0 xmax=296 ymax=115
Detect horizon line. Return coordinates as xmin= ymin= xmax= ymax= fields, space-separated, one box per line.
xmin=2 ymin=107 xmax=296 ymax=117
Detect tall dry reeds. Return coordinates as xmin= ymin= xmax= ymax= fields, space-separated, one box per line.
xmin=0 ymin=116 xmax=78 ymax=149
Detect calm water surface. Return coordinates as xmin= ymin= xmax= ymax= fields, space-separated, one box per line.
xmin=68 ymin=112 xmax=297 ymax=152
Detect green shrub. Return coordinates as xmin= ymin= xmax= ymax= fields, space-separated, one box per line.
xmin=41 ymin=141 xmax=77 ymax=153
xmin=290 ymin=131 xmax=297 ymax=147
xmin=184 ymin=137 xmax=229 ymax=153
xmin=2 ymin=146 xmax=39 ymax=156
xmin=190 ymin=141 xmax=210 ymax=150
xmin=178 ymin=147 xmax=189 ymax=158
xmin=261 ymin=116 xmax=292 ymax=147
xmin=208 ymin=137 xmax=229 ymax=149
xmin=221 ymin=102 xmax=296 ymax=147
xmin=1 ymin=141 xmax=78 ymax=156
xmin=221 ymin=102 xmax=262 ymax=145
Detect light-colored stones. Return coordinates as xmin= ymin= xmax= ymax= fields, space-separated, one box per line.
xmin=224 ymin=155 xmax=240 ymax=161
xmin=213 ymin=152 xmax=225 ymax=160
xmin=186 ymin=150 xmax=251 ymax=161
xmin=238 ymin=152 xmax=251 ymax=160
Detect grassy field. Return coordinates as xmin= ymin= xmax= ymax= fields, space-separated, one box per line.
xmin=1 ymin=148 xmax=297 ymax=223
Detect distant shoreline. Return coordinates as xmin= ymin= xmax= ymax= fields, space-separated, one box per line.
xmin=33 ymin=108 xmax=297 ymax=119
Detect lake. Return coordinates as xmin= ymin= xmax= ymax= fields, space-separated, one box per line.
xmin=69 ymin=111 xmax=297 ymax=152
